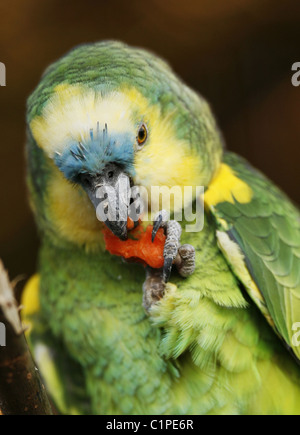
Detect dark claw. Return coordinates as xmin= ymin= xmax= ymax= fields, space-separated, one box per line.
xmin=162 ymin=257 xmax=173 ymax=283
xmin=152 ymin=213 xmax=163 ymax=242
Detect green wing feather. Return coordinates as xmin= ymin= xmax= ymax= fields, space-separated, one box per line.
xmin=207 ymin=152 xmax=300 ymax=362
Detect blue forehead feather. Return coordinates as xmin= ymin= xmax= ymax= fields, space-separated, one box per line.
xmin=54 ymin=123 xmax=136 ymax=181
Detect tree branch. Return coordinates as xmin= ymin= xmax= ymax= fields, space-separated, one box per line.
xmin=0 ymin=260 xmax=53 ymax=415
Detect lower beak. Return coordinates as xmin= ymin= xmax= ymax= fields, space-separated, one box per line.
xmin=80 ymin=164 xmax=131 ymax=241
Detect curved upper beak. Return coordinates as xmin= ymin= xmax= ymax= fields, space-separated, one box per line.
xmin=80 ymin=164 xmax=131 ymax=241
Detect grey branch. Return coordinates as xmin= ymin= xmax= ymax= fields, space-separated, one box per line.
xmin=0 ymin=260 xmax=53 ymax=415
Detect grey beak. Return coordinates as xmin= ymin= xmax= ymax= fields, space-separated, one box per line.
xmin=79 ymin=164 xmax=131 ymax=241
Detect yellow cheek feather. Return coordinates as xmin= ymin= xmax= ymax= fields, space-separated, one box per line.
xmin=47 ymin=166 xmax=105 ymax=250
xmin=204 ymin=163 xmax=253 ymax=209
xmin=121 ymin=88 xmax=202 ymax=214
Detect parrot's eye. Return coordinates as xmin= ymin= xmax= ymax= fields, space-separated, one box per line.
xmin=136 ymin=123 xmax=148 ymax=148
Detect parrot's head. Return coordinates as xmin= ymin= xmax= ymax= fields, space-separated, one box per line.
xmin=26 ymin=41 xmax=223 ymax=249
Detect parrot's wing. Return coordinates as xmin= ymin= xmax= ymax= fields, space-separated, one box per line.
xmin=204 ymin=152 xmax=300 ymax=362
xmin=22 ymin=275 xmax=90 ymax=415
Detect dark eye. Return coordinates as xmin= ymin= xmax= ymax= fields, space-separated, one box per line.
xmin=137 ymin=123 xmax=148 ymax=147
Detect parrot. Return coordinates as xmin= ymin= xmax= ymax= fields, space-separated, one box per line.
xmin=22 ymin=40 xmax=300 ymax=415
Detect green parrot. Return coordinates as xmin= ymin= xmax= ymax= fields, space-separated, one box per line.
xmin=22 ymin=40 xmax=300 ymax=415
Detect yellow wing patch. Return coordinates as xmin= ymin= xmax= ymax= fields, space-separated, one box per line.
xmin=205 ymin=164 xmax=253 ymax=208
xmin=22 ymin=274 xmax=40 ymax=318
xmin=21 ymin=274 xmax=41 ymax=335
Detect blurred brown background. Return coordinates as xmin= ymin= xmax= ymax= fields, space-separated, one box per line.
xmin=0 ymin=0 xmax=300 ymax=281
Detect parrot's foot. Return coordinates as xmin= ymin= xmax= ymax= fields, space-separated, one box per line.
xmin=142 ymin=267 xmax=166 ymax=312
xmin=152 ymin=210 xmax=196 ymax=282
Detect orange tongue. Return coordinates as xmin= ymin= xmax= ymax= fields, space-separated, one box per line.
xmin=103 ymin=223 xmax=166 ymax=269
